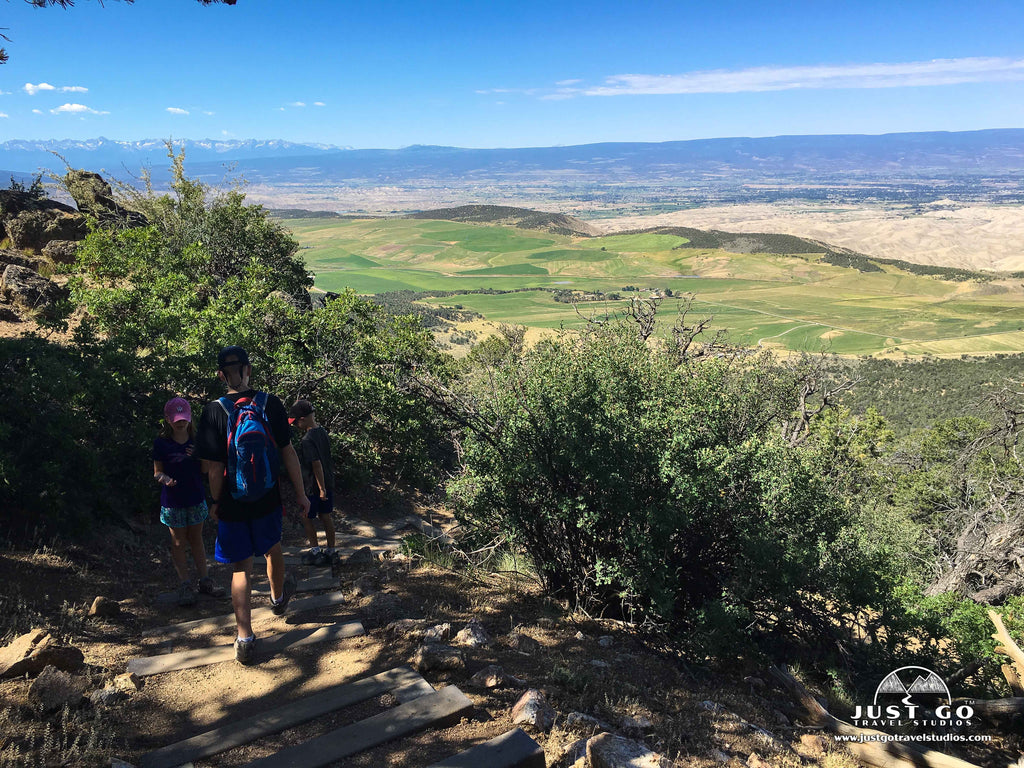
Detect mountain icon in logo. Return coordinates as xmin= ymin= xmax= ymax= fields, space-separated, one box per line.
xmin=876 ymin=673 xmax=908 ymax=695
xmin=873 ymin=666 xmax=951 ymax=705
xmin=907 ymin=672 xmax=947 ymax=695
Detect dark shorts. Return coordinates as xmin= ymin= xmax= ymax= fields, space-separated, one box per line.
xmin=306 ymin=492 xmax=334 ymax=520
xmin=214 ymin=510 xmax=283 ymax=563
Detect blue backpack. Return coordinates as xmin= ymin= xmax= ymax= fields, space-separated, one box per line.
xmin=218 ymin=392 xmax=279 ymax=502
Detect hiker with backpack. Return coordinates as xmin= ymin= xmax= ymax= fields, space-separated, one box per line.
xmin=196 ymin=346 xmax=311 ymax=665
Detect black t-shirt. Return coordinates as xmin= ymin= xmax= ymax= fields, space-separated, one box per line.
xmin=300 ymin=426 xmax=334 ymax=496
xmin=196 ymin=390 xmax=291 ymax=522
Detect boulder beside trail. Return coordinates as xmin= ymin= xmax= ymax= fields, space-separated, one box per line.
xmin=586 ymin=733 xmax=674 ymax=768
xmin=1 ymin=264 xmax=68 ymax=314
xmin=511 ymin=689 xmax=556 ymax=731
xmin=88 ymin=596 xmax=121 ymax=618
xmin=413 ymin=643 xmax=465 ymax=673
xmin=28 ymin=665 xmax=88 ymax=712
xmin=0 ymin=628 xmax=85 ymax=679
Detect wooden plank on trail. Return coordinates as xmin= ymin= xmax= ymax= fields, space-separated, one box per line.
xmin=250 ymin=573 xmax=336 ymax=596
xmin=142 ymin=591 xmax=347 ymax=639
xmin=127 ymin=620 xmax=364 ymax=677
xmin=154 ymin=588 xmax=229 ymax=606
xmin=137 ymin=666 xmax=429 ymax=768
xmin=425 ymin=728 xmax=546 ymax=768
xmin=392 ymin=673 xmax=435 ymax=703
xmin=280 ymin=539 xmax=403 ymax=562
xmin=243 ymin=685 xmax=474 ymax=768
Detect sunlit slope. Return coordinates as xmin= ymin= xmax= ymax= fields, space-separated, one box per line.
xmin=286 ymin=217 xmax=1024 ymax=355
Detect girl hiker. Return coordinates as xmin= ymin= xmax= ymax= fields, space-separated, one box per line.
xmin=153 ymin=397 xmax=225 ymax=606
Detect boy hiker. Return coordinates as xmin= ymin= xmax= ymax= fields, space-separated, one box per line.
xmin=197 ymin=346 xmax=312 ymax=665
xmin=288 ymin=400 xmax=337 ymax=566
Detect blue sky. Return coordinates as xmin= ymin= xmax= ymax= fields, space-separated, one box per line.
xmin=2 ymin=0 xmax=1024 ymax=148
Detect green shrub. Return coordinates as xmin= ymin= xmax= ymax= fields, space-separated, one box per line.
xmin=448 ymin=319 xmax=887 ymax=638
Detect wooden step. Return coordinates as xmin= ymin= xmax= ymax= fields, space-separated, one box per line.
xmin=126 ymin=620 xmax=364 ymax=677
xmin=137 ymin=666 xmax=433 ymax=768
xmin=243 ymin=685 xmax=474 ymax=768
xmin=142 ymin=590 xmax=347 ymax=640
xmin=155 ymin=573 xmax=335 ymax=606
xmin=426 ymin=728 xmax=546 ymax=768
xmin=280 ymin=539 xmax=403 ymax=565
xmin=250 ymin=573 xmax=336 ymax=595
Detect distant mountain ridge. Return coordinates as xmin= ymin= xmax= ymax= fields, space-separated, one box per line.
xmin=0 ymin=137 xmax=348 ymax=172
xmin=2 ymin=130 xmax=1024 ymax=183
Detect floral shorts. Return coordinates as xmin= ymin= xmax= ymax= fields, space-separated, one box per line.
xmin=160 ymin=501 xmax=209 ymax=529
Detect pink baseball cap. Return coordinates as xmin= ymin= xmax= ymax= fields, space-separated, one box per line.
xmin=164 ymin=397 xmax=192 ymax=423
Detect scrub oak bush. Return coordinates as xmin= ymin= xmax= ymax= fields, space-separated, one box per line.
xmin=448 ymin=319 xmax=889 ymax=642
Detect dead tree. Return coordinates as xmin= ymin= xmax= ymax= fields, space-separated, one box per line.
xmin=780 ymin=354 xmax=858 ymax=447
xmin=924 ymin=386 xmax=1024 ymax=602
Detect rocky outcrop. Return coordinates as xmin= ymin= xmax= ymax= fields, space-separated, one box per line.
xmin=42 ymin=239 xmax=80 ymax=265
xmin=5 ymin=207 xmax=87 ymax=252
xmin=0 ymin=247 xmax=40 ymax=271
xmin=268 ymin=288 xmax=313 ymax=312
xmin=310 ymin=290 xmax=341 ymax=310
xmin=1 ymin=264 xmax=69 ymax=314
xmin=63 ymin=170 xmax=147 ymax=228
xmin=0 ymin=188 xmax=77 ymax=237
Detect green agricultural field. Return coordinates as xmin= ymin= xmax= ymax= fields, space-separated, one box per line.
xmin=284 ymin=217 xmax=1024 ymax=356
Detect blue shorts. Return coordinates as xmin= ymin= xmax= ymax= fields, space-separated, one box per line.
xmin=306 ymin=492 xmax=334 ymax=520
xmin=214 ymin=510 xmax=283 ymax=564
xmin=161 ymin=501 xmax=209 ymax=529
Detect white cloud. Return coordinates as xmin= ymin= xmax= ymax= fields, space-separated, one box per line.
xmin=313 ymin=101 xmax=325 ymax=106
xmin=278 ymin=107 xmax=286 ymax=111
xmin=203 ymin=110 xmax=215 ymax=116
xmin=0 ymin=112 xmax=7 ymax=118
xmin=555 ymin=79 xmax=582 ymax=86
xmin=25 ymin=82 xmax=88 ymax=95
xmin=32 ymin=109 xmax=43 ymax=114
xmin=289 ymin=101 xmax=306 ymax=107
xmin=24 ymin=82 xmax=56 ymax=95
xmin=51 ymin=103 xmax=109 ymax=115
xmin=166 ymin=107 xmax=190 ymax=115
xmin=580 ymin=56 xmax=1024 ymax=97
xmin=540 ymin=89 xmax=579 ymax=101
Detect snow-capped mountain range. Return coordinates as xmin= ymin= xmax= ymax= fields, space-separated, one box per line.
xmin=0 ymin=138 xmax=348 ymax=173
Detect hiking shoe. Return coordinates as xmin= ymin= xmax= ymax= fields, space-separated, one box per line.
xmin=177 ymin=581 xmax=197 ymax=607
xmin=234 ymin=636 xmax=257 ymax=666
xmin=312 ymin=549 xmax=332 ymax=567
xmin=271 ymin=572 xmax=297 ymax=616
xmin=300 ymin=548 xmax=319 ymax=566
xmin=197 ymin=576 xmax=225 ymax=598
